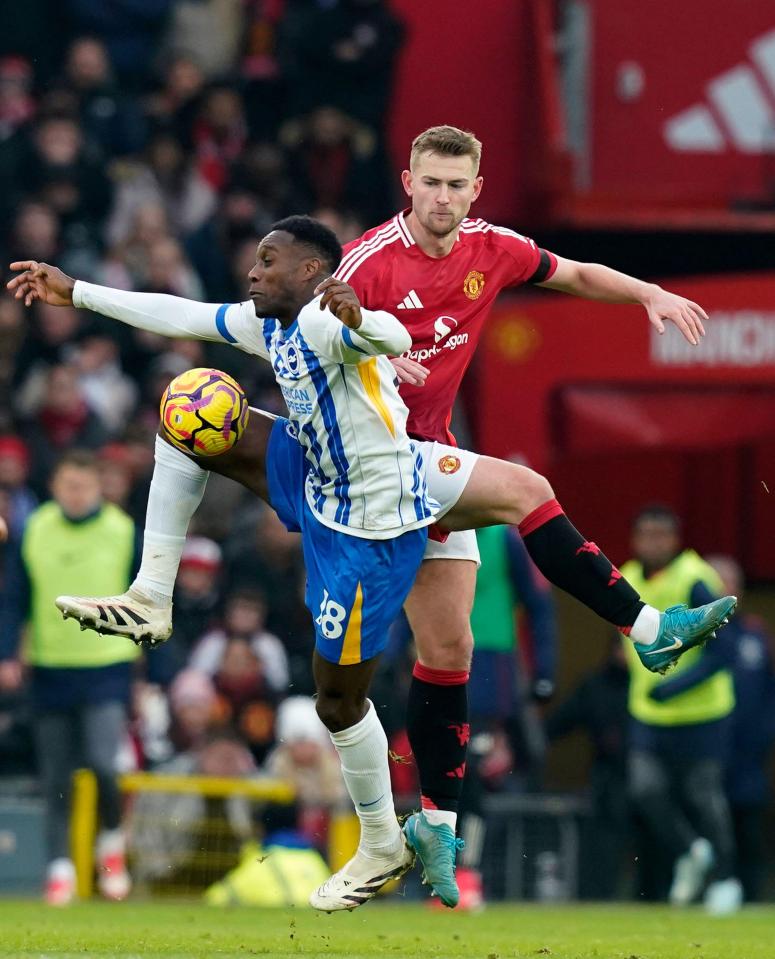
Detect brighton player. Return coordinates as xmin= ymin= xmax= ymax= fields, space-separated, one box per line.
xmin=9 ymin=217 xmax=441 ymax=911
xmin=9 ymin=166 xmax=737 ymax=906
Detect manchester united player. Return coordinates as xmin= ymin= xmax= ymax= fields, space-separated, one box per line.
xmin=7 ymin=130 xmax=737 ymax=910
xmin=329 ymin=126 xmax=733 ymax=905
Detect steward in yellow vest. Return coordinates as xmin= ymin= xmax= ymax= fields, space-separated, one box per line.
xmin=623 ymin=505 xmax=740 ymax=912
xmin=622 ymin=548 xmax=733 ymax=726
xmin=0 ymin=450 xmax=138 ymax=904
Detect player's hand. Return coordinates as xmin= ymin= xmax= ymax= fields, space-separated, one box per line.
xmin=0 ymin=516 xmax=7 ymax=543
xmin=643 ymin=286 xmax=707 ymax=346
xmin=390 ymin=356 xmax=429 ymax=387
xmin=6 ymin=261 xmax=76 ymax=308
xmin=0 ymin=659 xmax=23 ymax=692
xmin=314 ymin=277 xmax=362 ymax=330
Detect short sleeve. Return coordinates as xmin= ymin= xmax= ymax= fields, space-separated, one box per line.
xmin=490 ymin=226 xmax=557 ymax=288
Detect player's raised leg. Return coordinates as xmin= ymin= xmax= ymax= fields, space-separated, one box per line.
xmin=56 ymin=409 xmax=275 ymax=646
xmin=401 ymin=554 xmax=473 ymax=908
xmin=444 ymin=455 xmax=737 ymax=672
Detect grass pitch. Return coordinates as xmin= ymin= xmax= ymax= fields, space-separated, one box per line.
xmin=1 ymin=900 xmax=774 ymax=959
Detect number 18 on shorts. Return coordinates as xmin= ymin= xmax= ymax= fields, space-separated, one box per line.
xmin=303 ymin=517 xmax=428 ymax=666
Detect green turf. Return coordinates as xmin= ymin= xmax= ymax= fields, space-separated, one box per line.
xmin=1 ymin=900 xmax=774 ymax=959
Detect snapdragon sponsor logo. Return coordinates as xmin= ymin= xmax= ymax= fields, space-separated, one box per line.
xmin=652 ymin=311 xmax=775 ymax=366
xmin=403 ymin=316 xmax=469 ymax=363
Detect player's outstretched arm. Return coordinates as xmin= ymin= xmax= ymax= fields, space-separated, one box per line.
xmin=310 ymin=277 xmax=412 ymax=361
xmin=539 ymin=255 xmax=708 ymax=346
xmin=7 ymin=261 xmax=246 ymax=345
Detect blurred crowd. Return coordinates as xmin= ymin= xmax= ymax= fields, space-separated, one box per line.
xmin=0 ymin=0 xmax=406 ymax=901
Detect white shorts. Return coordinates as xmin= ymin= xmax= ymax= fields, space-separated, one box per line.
xmin=415 ymin=440 xmax=481 ymax=565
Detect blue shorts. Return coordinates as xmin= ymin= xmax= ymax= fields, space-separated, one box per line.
xmin=266 ymin=418 xmax=427 ymax=665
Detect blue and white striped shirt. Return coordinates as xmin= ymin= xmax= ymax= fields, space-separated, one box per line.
xmin=73 ymin=282 xmax=439 ymax=540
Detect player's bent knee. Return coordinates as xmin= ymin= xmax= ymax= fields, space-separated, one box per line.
xmin=415 ymin=628 xmax=473 ymax=671
xmin=512 ymin=467 xmax=554 ymax=515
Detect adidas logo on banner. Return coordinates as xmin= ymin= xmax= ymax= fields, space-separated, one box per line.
xmin=664 ymin=28 xmax=775 ymax=153
xmin=397 ymin=289 xmax=424 ymax=309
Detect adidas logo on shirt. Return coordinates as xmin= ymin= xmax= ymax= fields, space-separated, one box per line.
xmin=397 ymin=290 xmax=424 ymax=310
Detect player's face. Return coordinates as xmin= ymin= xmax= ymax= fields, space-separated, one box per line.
xmin=247 ymin=232 xmax=313 ymax=318
xmin=402 ymin=152 xmax=482 ymax=238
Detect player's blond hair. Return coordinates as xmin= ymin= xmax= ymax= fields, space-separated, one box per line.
xmin=410 ymin=126 xmax=482 ymax=174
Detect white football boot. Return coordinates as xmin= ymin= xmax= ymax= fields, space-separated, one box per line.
xmin=704 ymin=877 xmax=743 ymax=916
xmin=669 ymin=837 xmax=714 ymax=905
xmin=309 ymin=835 xmax=415 ymax=912
xmin=44 ymin=858 xmax=76 ymax=906
xmin=96 ymin=829 xmax=132 ymax=901
xmin=55 ymin=587 xmax=172 ymax=648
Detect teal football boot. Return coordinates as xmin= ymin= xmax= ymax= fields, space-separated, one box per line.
xmin=403 ymin=812 xmax=465 ymax=908
xmin=634 ymin=596 xmax=737 ymax=674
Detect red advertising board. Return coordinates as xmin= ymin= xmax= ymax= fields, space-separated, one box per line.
xmin=585 ymin=2 xmax=775 ymax=213
xmin=477 ymin=273 xmax=775 ymax=574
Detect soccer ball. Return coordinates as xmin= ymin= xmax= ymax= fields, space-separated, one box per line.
xmin=160 ymin=368 xmax=250 ymax=456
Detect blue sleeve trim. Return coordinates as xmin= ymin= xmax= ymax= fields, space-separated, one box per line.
xmin=342 ymin=326 xmax=368 ymax=354
xmin=215 ymin=303 xmax=237 ymax=344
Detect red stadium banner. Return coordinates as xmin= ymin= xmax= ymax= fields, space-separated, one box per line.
xmin=580 ymin=2 xmax=775 ymax=219
xmin=477 ymin=273 xmax=775 ymax=575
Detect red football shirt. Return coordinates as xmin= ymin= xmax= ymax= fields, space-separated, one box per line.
xmin=335 ymin=210 xmax=557 ymax=445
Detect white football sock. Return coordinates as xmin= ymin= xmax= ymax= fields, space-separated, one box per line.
xmin=422 ymin=808 xmax=458 ymax=831
xmin=132 ymin=436 xmax=209 ymax=603
xmin=629 ymin=604 xmax=661 ymax=645
xmin=329 ymin=701 xmax=402 ymax=860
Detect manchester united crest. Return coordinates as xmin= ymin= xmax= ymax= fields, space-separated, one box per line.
xmin=463 ymin=270 xmax=485 ymax=300
xmin=438 ymin=454 xmax=461 ymax=475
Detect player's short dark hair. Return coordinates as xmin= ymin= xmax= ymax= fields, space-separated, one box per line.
xmin=632 ymin=503 xmax=681 ymax=532
xmin=269 ymin=215 xmax=342 ymax=274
